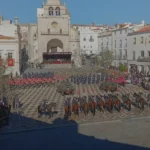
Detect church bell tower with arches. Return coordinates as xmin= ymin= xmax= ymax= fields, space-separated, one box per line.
xmin=37 ymin=0 xmax=71 ymax=62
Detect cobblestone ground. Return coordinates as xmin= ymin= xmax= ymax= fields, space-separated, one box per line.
xmin=1 ymin=67 xmax=150 ymax=132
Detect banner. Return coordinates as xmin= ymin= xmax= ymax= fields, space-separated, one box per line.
xmin=8 ymin=58 xmax=14 ymax=66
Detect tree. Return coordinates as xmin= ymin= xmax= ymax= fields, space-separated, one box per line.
xmin=98 ymin=50 xmax=114 ymax=68
xmin=119 ymin=64 xmax=127 ymax=72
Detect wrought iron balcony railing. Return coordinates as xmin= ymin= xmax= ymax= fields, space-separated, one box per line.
xmin=137 ymin=56 xmax=150 ymax=62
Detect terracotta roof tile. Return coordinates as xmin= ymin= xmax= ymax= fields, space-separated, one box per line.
xmin=0 ymin=35 xmax=15 ymax=40
xmin=135 ymin=26 xmax=150 ymax=33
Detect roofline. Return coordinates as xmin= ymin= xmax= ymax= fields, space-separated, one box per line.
xmin=98 ymin=34 xmax=112 ymax=38
xmin=72 ymin=24 xmax=103 ymax=27
xmin=128 ymin=30 xmax=150 ymax=36
xmin=113 ymin=27 xmax=128 ymax=31
xmin=19 ymin=23 xmax=37 ymax=26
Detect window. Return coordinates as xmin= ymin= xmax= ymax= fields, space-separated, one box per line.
xmin=148 ymin=51 xmax=150 ymax=57
xmin=83 ymin=38 xmax=86 ymax=41
xmin=60 ymin=29 xmax=62 ymax=34
xmin=120 ymin=40 xmax=122 ymax=48
xmin=91 ymin=46 xmax=92 ymax=48
xmin=149 ymin=36 xmax=150 ymax=43
xmin=89 ymin=36 xmax=94 ymax=42
xmin=49 ymin=7 xmax=53 ymax=16
xmin=8 ymin=53 xmax=12 ymax=59
xmin=55 ymin=7 xmax=60 ymax=16
xmin=141 ymin=51 xmax=144 ymax=57
xmin=134 ymin=37 xmax=136 ymax=44
xmin=120 ymin=30 xmax=122 ymax=34
xmin=107 ymin=42 xmax=108 ymax=45
xmin=0 ymin=53 xmax=2 ymax=59
xmin=125 ymin=39 xmax=127 ymax=47
xmin=84 ymin=46 xmax=86 ymax=48
xmin=119 ymin=49 xmax=122 ymax=59
xmin=34 ymin=34 xmax=36 ymax=37
xmin=133 ymin=51 xmax=136 ymax=60
xmin=115 ymin=40 xmax=116 ymax=48
xmin=141 ymin=37 xmax=144 ymax=44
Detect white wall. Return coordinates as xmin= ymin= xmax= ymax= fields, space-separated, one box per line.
xmin=128 ymin=32 xmax=150 ymax=61
xmin=0 ymin=41 xmax=20 ymax=75
xmin=98 ymin=34 xmax=112 ymax=53
xmin=0 ymin=21 xmax=17 ymax=37
xmin=112 ymin=23 xmax=145 ymax=66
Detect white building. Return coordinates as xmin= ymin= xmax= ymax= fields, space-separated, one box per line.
xmin=112 ymin=22 xmax=145 ymax=67
xmin=127 ymin=26 xmax=150 ymax=72
xmin=98 ymin=22 xmax=145 ymax=67
xmin=0 ymin=16 xmax=20 ymax=76
xmin=72 ymin=24 xmax=103 ymax=55
xmin=98 ymin=31 xmax=113 ymax=56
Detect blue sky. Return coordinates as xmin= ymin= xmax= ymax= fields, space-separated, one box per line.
xmin=0 ymin=0 xmax=150 ymax=25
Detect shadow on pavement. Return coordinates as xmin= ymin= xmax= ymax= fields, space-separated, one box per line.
xmin=0 ymin=114 xmax=149 ymax=150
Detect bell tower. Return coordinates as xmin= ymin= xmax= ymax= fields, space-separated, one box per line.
xmin=37 ymin=0 xmax=71 ymax=62
xmin=46 ymin=0 xmax=61 ymax=5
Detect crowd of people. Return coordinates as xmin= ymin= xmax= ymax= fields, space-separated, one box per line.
xmin=0 ymin=94 xmax=21 ymax=128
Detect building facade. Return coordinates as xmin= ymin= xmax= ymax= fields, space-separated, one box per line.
xmin=128 ymin=26 xmax=150 ymax=72
xmin=98 ymin=31 xmax=113 ymax=55
xmin=0 ymin=16 xmax=21 ymax=76
xmin=98 ymin=22 xmax=145 ymax=67
xmin=112 ymin=23 xmax=145 ymax=67
xmin=18 ymin=0 xmax=80 ymax=66
xmin=72 ymin=24 xmax=103 ymax=55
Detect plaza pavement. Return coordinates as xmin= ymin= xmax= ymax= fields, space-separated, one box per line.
xmin=0 ymin=116 xmax=150 ymax=150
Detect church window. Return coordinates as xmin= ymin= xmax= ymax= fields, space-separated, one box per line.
xmin=55 ymin=7 xmax=60 ymax=16
xmin=49 ymin=7 xmax=53 ymax=16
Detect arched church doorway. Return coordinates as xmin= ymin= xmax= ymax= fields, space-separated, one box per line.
xmin=47 ymin=39 xmax=63 ymax=53
xmin=43 ymin=39 xmax=71 ymax=64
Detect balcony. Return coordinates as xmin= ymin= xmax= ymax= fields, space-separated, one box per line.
xmin=115 ymin=55 xmax=122 ymax=60
xmin=41 ymin=31 xmax=69 ymax=36
xmin=89 ymin=38 xmax=94 ymax=42
xmin=123 ymin=55 xmax=127 ymax=60
xmin=137 ymin=56 xmax=150 ymax=62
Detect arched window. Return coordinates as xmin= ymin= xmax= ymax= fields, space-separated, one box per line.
xmin=49 ymin=7 xmax=53 ymax=15
xmin=55 ymin=7 xmax=60 ymax=16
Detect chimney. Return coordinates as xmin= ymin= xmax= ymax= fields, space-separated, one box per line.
xmin=14 ymin=17 xmax=18 ymax=24
xmin=142 ymin=20 xmax=145 ymax=25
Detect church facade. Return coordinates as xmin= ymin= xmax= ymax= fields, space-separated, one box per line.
xmin=19 ymin=0 xmax=81 ymax=66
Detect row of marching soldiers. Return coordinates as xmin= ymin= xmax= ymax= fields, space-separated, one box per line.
xmin=0 ymin=94 xmax=22 ymax=128
xmin=71 ymin=73 xmax=105 ymax=84
xmin=70 ymin=73 xmax=128 ymax=85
